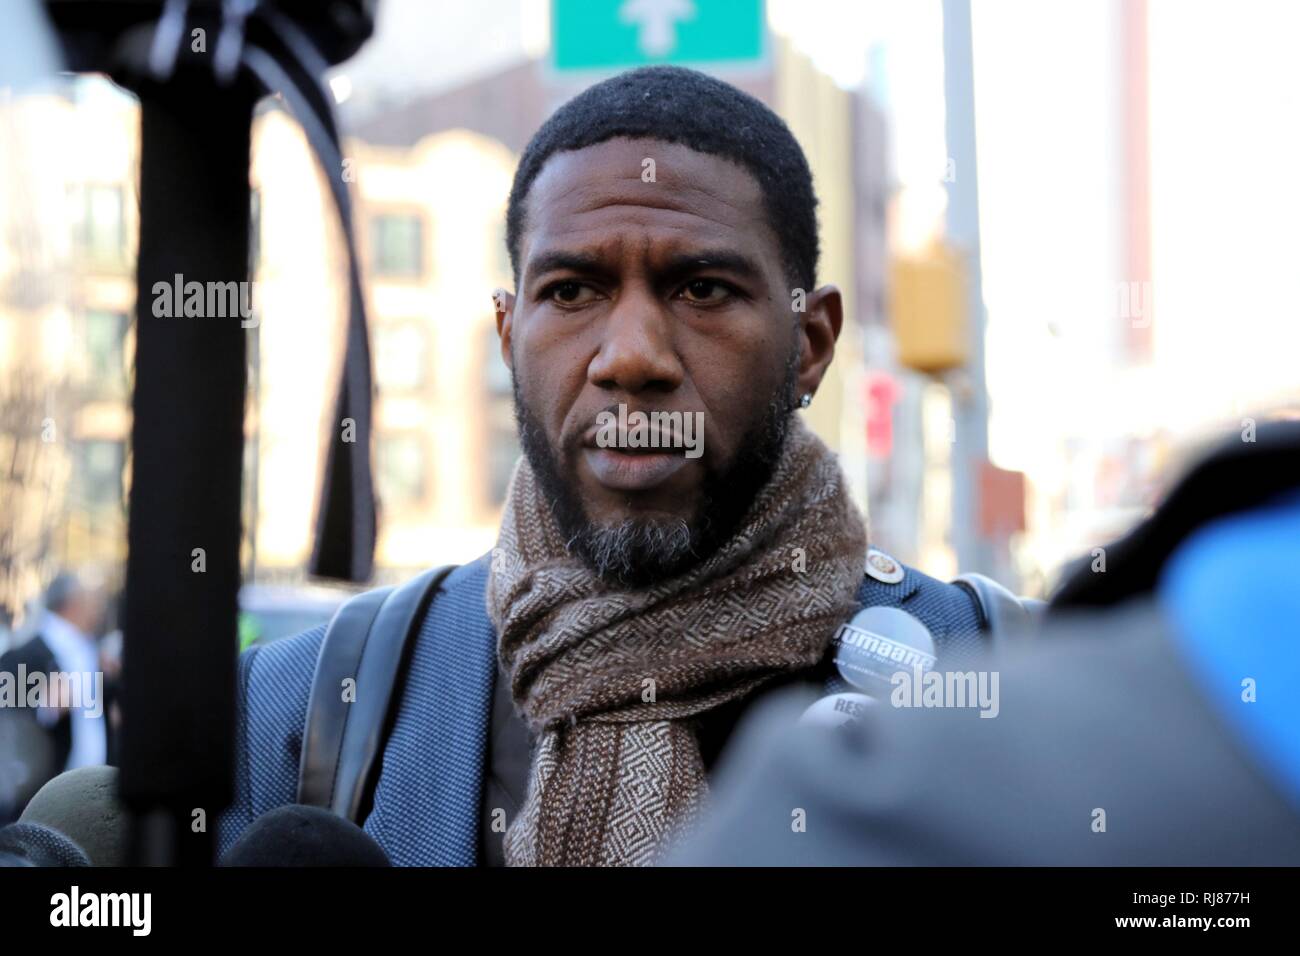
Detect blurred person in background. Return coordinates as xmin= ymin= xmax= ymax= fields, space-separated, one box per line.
xmin=0 ymin=608 xmax=12 ymax=657
xmin=0 ymin=570 xmax=112 ymax=816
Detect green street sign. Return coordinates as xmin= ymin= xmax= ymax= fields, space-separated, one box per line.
xmin=552 ymin=0 xmax=766 ymax=71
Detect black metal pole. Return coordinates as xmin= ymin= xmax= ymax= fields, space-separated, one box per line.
xmin=120 ymin=73 xmax=256 ymax=865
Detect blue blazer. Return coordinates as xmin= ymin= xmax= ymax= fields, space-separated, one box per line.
xmin=216 ymin=551 xmax=987 ymax=865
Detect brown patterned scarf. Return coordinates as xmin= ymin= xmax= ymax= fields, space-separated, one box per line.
xmin=485 ymin=416 xmax=867 ymax=866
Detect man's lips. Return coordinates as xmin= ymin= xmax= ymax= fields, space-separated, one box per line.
xmin=582 ymin=447 xmax=690 ymax=492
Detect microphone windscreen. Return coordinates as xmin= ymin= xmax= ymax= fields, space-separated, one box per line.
xmin=220 ymin=805 xmax=391 ymax=867
xmin=0 ymin=822 xmax=91 ymax=867
xmin=20 ymin=765 xmax=128 ymax=867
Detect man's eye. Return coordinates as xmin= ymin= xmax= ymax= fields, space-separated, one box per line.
xmin=548 ymin=281 xmax=596 ymax=305
xmin=678 ymin=279 xmax=733 ymax=304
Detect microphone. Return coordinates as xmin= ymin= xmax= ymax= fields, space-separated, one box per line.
xmin=0 ymin=822 xmax=91 ymax=867
xmin=20 ymin=765 xmax=129 ymax=867
xmin=219 ymin=805 xmax=391 ymax=867
xmin=831 ymin=605 xmax=938 ymax=694
xmin=800 ymin=605 xmax=939 ymax=729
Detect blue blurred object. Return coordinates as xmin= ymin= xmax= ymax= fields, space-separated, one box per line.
xmin=1160 ymin=490 xmax=1300 ymax=811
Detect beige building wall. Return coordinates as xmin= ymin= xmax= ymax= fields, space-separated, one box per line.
xmin=352 ymin=129 xmax=518 ymax=573
xmin=248 ymin=109 xmax=350 ymax=576
xmin=773 ymin=37 xmax=868 ymax=515
xmin=0 ymin=82 xmax=138 ymax=613
xmin=250 ymin=116 xmax=521 ymax=577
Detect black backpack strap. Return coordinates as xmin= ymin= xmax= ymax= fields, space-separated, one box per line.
xmin=297 ymin=564 xmax=458 ymax=821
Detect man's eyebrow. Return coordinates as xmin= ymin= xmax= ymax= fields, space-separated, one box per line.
xmin=523 ymin=248 xmax=765 ymax=285
xmin=660 ymin=251 xmax=763 ymax=282
xmin=524 ymin=250 xmax=609 ymax=282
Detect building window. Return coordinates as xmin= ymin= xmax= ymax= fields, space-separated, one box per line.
xmin=377 ymin=433 xmax=428 ymax=509
xmin=83 ymin=309 xmax=127 ymax=394
xmin=492 ymin=220 xmax=512 ymax=284
xmin=486 ymin=415 xmax=519 ymax=507
xmin=72 ymin=440 xmax=124 ymax=513
xmin=250 ymin=188 xmax=262 ymax=271
xmin=374 ymin=322 xmax=426 ymax=392
xmin=483 ymin=324 xmax=518 ymax=507
xmin=483 ymin=324 xmax=511 ymax=398
xmin=71 ymin=184 xmax=125 ymax=267
xmin=370 ymin=213 xmax=425 ymax=279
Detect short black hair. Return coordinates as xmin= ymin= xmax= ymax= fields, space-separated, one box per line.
xmin=505 ymin=65 xmax=819 ymax=291
xmin=44 ymin=572 xmax=80 ymax=615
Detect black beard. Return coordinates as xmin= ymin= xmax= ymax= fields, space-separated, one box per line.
xmin=511 ymin=351 xmax=799 ymax=588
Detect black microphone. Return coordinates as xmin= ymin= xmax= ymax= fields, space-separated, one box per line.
xmin=20 ymin=765 xmax=129 ymax=867
xmin=0 ymin=822 xmax=91 ymax=867
xmin=219 ymin=805 xmax=391 ymax=867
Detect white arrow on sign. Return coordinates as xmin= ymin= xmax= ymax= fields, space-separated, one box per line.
xmin=619 ymin=0 xmax=698 ymax=58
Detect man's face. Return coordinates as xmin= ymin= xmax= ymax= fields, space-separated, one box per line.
xmin=497 ymin=137 xmax=841 ymax=585
xmin=64 ymin=587 xmax=106 ymax=637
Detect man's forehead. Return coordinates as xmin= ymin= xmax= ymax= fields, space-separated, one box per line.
xmin=520 ymin=138 xmax=775 ymax=272
xmin=539 ymin=134 xmax=758 ymax=183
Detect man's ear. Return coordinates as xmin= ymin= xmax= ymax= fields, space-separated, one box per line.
xmin=492 ymin=287 xmax=516 ymax=370
xmin=795 ymin=284 xmax=843 ymax=400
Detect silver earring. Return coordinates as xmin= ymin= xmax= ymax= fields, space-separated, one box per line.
xmin=799 ymin=393 xmax=812 ymax=408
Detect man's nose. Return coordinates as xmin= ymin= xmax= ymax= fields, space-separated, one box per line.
xmin=587 ymin=292 xmax=684 ymax=395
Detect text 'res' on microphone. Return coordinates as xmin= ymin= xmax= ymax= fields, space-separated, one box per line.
xmin=219 ymin=805 xmax=391 ymax=867
xmin=0 ymin=822 xmax=91 ymax=867
xmin=19 ymin=765 xmax=129 ymax=867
